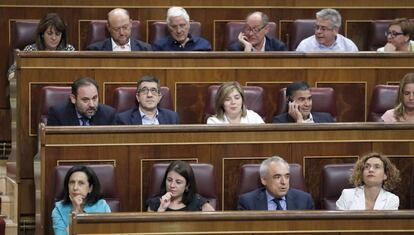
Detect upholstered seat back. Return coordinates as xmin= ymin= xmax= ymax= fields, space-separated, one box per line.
xmin=112 ymin=86 xmax=173 ymax=112
xmin=38 ymin=86 xmax=72 ymax=124
xmin=238 ymin=163 xmax=307 ymax=196
xmin=223 ymin=21 xmax=278 ymax=50
xmin=368 ymin=85 xmax=399 ymax=122
xmin=54 ymin=164 xmax=120 ymax=211
xmin=85 ymin=20 xmax=142 ymax=49
xmin=147 ymin=163 xmax=218 ymax=209
xmin=289 ymin=19 xmax=316 ymax=50
xmin=276 ymin=87 xmax=337 ymax=120
xmin=204 ymin=85 xmax=266 ymax=122
xmin=320 ymin=163 xmax=354 ymax=210
xmin=367 ymin=20 xmax=392 ymax=51
xmin=149 ymin=21 xmax=202 ymax=44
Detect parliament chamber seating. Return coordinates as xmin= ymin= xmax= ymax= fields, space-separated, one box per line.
xmin=84 ymin=20 xmax=142 ymax=50
xmin=237 ymin=163 xmax=307 ymax=197
xmin=147 ymin=163 xmax=218 ymax=209
xmin=9 ymin=20 xmax=39 ymax=64
xmin=148 ymin=21 xmax=202 ymax=45
xmin=367 ymin=85 xmax=399 ymax=122
xmin=53 ymin=164 xmax=120 ymax=212
xmin=289 ymin=19 xmax=315 ymax=50
xmin=38 ymin=86 xmax=72 ymax=124
xmin=203 ymin=85 xmax=266 ymax=122
xmin=0 ymin=217 xmax=4 ymax=235
xmin=367 ymin=20 xmax=392 ymax=51
xmin=275 ymin=87 xmax=337 ymax=121
xmin=320 ymin=163 xmax=355 ymax=210
xmin=111 ymin=86 xmax=173 ymax=112
xmin=223 ymin=21 xmax=278 ymax=50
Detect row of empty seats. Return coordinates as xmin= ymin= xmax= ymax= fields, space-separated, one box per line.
xmin=38 ymin=84 xmax=399 ymax=124
xmin=10 ymin=19 xmax=404 ymax=52
xmin=53 ymin=163 xmax=355 ymax=210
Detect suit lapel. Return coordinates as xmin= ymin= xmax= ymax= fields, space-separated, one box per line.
xmin=286 ymin=189 xmax=296 ymax=209
xmin=374 ymin=188 xmax=388 ymax=209
xmin=131 ymin=109 xmax=143 ymax=125
xmin=256 ymin=188 xmax=269 ymax=210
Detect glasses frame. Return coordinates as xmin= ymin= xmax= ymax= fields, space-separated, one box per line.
xmin=243 ymin=24 xmax=267 ymax=34
xmin=313 ymin=24 xmax=335 ymax=32
xmin=385 ymin=31 xmax=405 ymax=38
xmin=137 ymin=87 xmax=160 ymax=95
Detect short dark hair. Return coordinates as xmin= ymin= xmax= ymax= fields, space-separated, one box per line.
xmin=136 ymin=75 xmax=161 ymax=92
xmin=286 ymin=81 xmax=310 ymax=100
xmin=35 ymin=13 xmax=68 ymax=50
xmin=62 ymin=165 xmax=103 ymax=205
xmin=71 ymin=77 xmax=98 ymax=96
xmin=159 ymin=161 xmax=197 ymax=206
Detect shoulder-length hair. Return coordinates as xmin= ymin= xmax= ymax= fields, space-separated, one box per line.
xmin=35 ymin=13 xmax=68 ymax=50
xmin=214 ymin=81 xmax=247 ymax=120
xmin=394 ymin=73 xmax=414 ymax=121
xmin=159 ymin=161 xmax=197 ymax=205
xmin=62 ymin=165 xmax=103 ymax=205
xmin=350 ymin=152 xmax=401 ymax=191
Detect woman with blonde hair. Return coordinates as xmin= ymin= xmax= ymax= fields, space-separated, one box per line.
xmin=336 ymin=153 xmax=400 ymax=210
xmin=377 ymin=18 xmax=414 ymax=52
xmin=381 ymin=73 xmax=414 ymax=122
xmin=207 ymin=81 xmax=264 ymax=124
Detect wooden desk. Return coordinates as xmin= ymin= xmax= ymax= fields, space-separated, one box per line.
xmin=39 ymin=123 xmax=414 ymax=234
xmin=70 ymin=210 xmax=414 ymax=234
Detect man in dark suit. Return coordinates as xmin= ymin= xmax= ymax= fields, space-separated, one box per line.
xmin=86 ymin=8 xmax=151 ymax=51
xmin=238 ymin=156 xmax=314 ymax=210
xmin=229 ymin=12 xmax=286 ymax=52
xmin=272 ymin=81 xmax=335 ymax=123
xmin=47 ymin=77 xmax=116 ymax=126
xmin=115 ymin=75 xmax=179 ymax=125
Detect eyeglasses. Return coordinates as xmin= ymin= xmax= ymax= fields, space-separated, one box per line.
xmin=137 ymin=87 xmax=160 ymax=95
xmin=314 ymin=24 xmax=335 ymax=32
xmin=385 ymin=31 xmax=405 ymax=38
xmin=110 ymin=23 xmax=130 ymax=33
xmin=244 ymin=24 xmax=267 ymax=34
xmin=168 ymin=23 xmax=188 ymax=31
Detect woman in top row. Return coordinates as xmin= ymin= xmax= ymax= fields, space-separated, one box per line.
xmin=378 ymin=18 xmax=414 ymax=52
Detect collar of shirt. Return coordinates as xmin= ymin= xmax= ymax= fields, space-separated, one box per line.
xmin=111 ymin=38 xmax=131 ymax=51
xmin=252 ymin=37 xmax=266 ymax=52
xmin=302 ymin=113 xmax=315 ymax=123
xmin=265 ymin=190 xmax=287 ymax=210
xmin=316 ymin=36 xmax=339 ymax=50
xmin=170 ymin=33 xmax=195 ymax=48
xmin=139 ymin=107 xmax=160 ymax=125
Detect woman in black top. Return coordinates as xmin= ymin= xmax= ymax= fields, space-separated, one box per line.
xmin=147 ymin=160 xmax=215 ymax=212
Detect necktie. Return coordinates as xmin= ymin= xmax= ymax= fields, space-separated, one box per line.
xmin=273 ymin=198 xmax=283 ymax=210
xmin=80 ymin=117 xmax=90 ymax=126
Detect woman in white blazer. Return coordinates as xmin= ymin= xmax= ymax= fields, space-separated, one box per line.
xmin=336 ymin=153 xmax=401 ymax=210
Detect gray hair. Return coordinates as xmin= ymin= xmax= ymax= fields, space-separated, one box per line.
xmin=166 ymin=7 xmax=190 ymax=24
xmin=259 ymin=156 xmax=290 ymax=178
xmin=316 ymin=8 xmax=341 ymax=28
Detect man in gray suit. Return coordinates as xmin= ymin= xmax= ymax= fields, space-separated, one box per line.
xmin=237 ymin=156 xmax=314 ymax=210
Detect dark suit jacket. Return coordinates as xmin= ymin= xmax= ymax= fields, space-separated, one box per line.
xmin=272 ymin=112 xmax=335 ymax=123
xmin=237 ymin=187 xmax=314 ymax=210
xmin=114 ymin=107 xmax=179 ymax=125
xmin=229 ymin=35 xmax=287 ymax=51
xmin=86 ymin=38 xmax=152 ymax=51
xmin=47 ymin=100 xmax=116 ymax=126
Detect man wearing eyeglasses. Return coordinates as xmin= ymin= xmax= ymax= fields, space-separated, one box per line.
xmin=115 ymin=76 xmax=179 ymax=125
xmin=229 ymin=12 xmax=287 ymax=52
xmin=153 ymin=7 xmax=212 ymax=51
xmin=296 ymin=8 xmax=358 ymax=52
xmin=87 ymin=8 xmax=151 ymax=51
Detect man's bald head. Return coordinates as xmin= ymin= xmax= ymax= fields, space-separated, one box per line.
xmin=106 ymin=8 xmax=132 ymax=46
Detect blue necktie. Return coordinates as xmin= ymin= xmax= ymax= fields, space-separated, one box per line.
xmin=80 ymin=117 xmax=90 ymax=126
xmin=273 ymin=198 xmax=283 ymax=210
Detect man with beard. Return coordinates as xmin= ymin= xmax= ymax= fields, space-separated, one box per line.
xmin=229 ymin=11 xmax=287 ymax=52
xmin=272 ymin=81 xmax=335 ymax=123
xmin=86 ymin=8 xmax=151 ymax=51
xmin=238 ymin=156 xmax=314 ymax=210
xmin=115 ymin=76 xmax=179 ymax=125
xmin=47 ymin=77 xmax=116 ymax=126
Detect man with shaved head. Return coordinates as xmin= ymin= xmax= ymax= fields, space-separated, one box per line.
xmin=229 ymin=11 xmax=286 ymax=52
xmin=87 ymin=8 xmax=151 ymax=51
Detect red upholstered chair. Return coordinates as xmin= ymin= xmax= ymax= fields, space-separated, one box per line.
xmin=148 ymin=21 xmax=202 ymax=45
xmin=275 ymin=87 xmax=337 ymax=121
xmin=38 ymin=86 xmax=72 ymax=124
xmin=367 ymin=20 xmax=392 ymax=51
xmin=289 ymin=19 xmax=316 ymax=50
xmin=54 ymin=164 xmax=120 ymax=212
xmin=203 ymin=85 xmax=266 ymax=122
xmin=237 ymin=163 xmax=307 ymax=197
xmin=222 ymin=21 xmax=278 ymax=51
xmin=85 ymin=20 xmax=142 ymax=50
xmin=112 ymin=86 xmax=173 ymax=112
xmin=320 ymin=163 xmax=354 ymax=210
xmin=9 ymin=20 xmax=39 ymax=65
xmin=0 ymin=217 xmax=4 ymax=235
xmin=147 ymin=163 xmax=218 ymax=209
xmin=368 ymin=85 xmax=399 ymax=122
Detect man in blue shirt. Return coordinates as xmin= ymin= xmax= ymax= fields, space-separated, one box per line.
xmin=153 ymin=7 xmax=211 ymax=51
xmin=237 ymin=156 xmax=314 ymax=210
xmin=296 ymin=8 xmax=358 ymax=52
